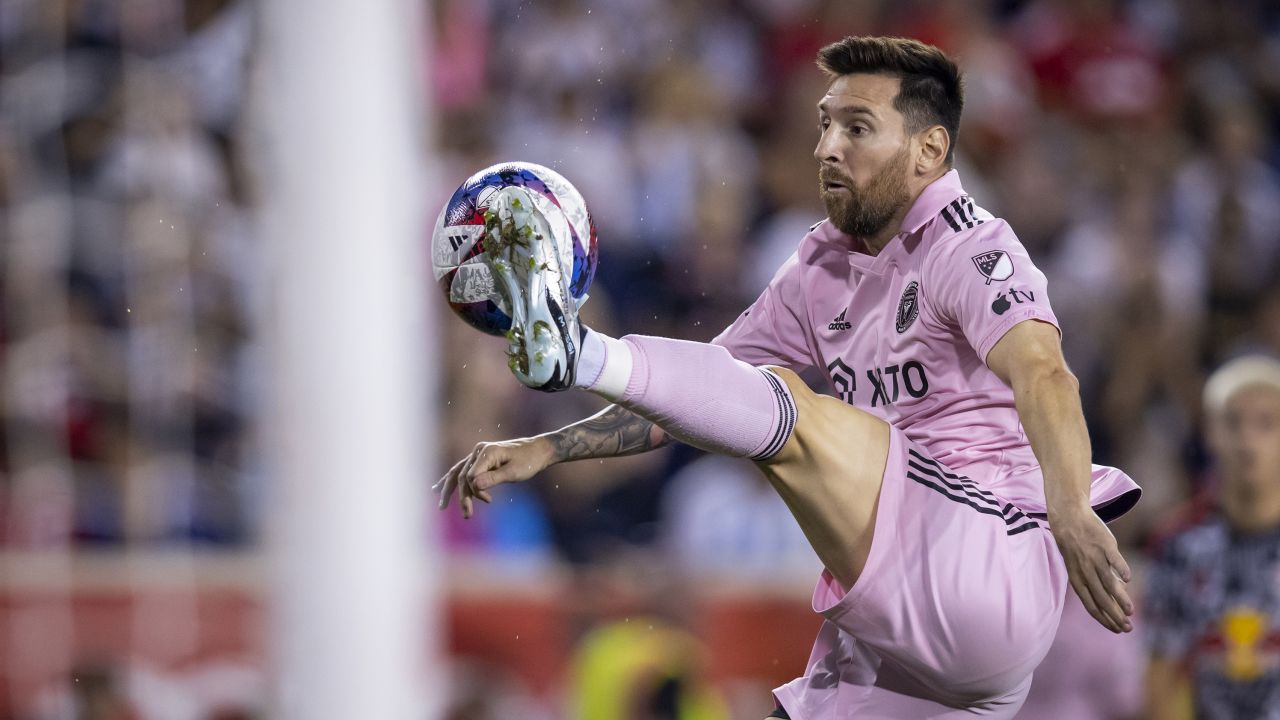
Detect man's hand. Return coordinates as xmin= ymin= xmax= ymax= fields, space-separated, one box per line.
xmin=433 ymin=436 xmax=556 ymax=519
xmin=1050 ymin=504 xmax=1134 ymax=633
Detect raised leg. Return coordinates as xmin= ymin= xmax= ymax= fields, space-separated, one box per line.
xmin=480 ymin=189 xmax=890 ymax=588
xmin=599 ymin=334 xmax=888 ymax=589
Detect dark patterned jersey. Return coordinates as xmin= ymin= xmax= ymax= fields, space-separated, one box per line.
xmin=1145 ymin=513 xmax=1280 ymax=719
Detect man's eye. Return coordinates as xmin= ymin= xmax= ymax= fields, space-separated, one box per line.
xmin=819 ymin=119 xmax=830 ymax=131
xmin=850 ymin=125 xmax=867 ymax=136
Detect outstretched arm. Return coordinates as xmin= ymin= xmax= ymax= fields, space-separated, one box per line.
xmin=544 ymin=404 xmax=671 ymax=463
xmin=987 ymin=319 xmax=1135 ymax=634
xmin=434 ymin=404 xmax=670 ymax=518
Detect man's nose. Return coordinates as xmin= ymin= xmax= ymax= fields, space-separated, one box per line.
xmin=814 ymin=130 xmax=842 ymax=164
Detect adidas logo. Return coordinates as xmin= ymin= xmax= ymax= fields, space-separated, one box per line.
xmin=828 ymin=308 xmax=852 ymax=331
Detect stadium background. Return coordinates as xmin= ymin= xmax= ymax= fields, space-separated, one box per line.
xmin=1 ymin=0 xmax=1279 ymax=717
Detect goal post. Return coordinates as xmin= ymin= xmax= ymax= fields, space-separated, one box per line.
xmin=257 ymin=1 xmax=440 ymax=718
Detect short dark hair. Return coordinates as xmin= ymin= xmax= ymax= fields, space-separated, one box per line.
xmin=817 ymin=36 xmax=964 ymax=165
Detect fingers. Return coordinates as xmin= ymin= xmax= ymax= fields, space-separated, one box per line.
xmin=1069 ymin=556 xmax=1131 ymax=633
xmin=1108 ymin=547 xmax=1133 ymax=583
xmin=1101 ymin=547 xmax=1136 ymax=625
xmin=432 ymin=450 xmax=491 ymax=517
xmin=455 ymin=445 xmax=492 ymax=517
xmin=432 ymin=441 xmax=534 ymax=518
xmin=1087 ymin=563 xmax=1132 ymax=633
xmin=434 ymin=458 xmax=467 ymax=509
xmin=451 ymin=444 xmax=509 ymax=519
xmin=1098 ymin=560 xmax=1135 ymax=618
xmin=1069 ymin=574 xmax=1114 ymax=633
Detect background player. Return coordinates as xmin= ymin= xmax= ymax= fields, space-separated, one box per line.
xmin=438 ymin=36 xmax=1140 ymax=718
xmin=1145 ymin=356 xmax=1280 ymax=720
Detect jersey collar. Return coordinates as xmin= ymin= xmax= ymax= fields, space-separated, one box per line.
xmin=900 ymin=169 xmax=966 ymax=236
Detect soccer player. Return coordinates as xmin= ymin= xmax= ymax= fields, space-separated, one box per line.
xmin=437 ymin=36 xmax=1141 ymax=719
xmin=1145 ymin=356 xmax=1280 ymax=720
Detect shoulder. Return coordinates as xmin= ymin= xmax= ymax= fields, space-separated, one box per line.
xmin=932 ymin=194 xmax=998 ymax=237
xmin=919 ymin=194 xmax=1013 ymax=252
xmin=920 ymin=212 xmax=1024 ymax=284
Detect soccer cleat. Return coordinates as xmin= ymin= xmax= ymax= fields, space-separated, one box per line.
xmin=482 ymin=186 xmax=583 ymax=392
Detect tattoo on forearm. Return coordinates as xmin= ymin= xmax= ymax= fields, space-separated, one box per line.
xmin=546 ymin=405 xmax=672 ymax=463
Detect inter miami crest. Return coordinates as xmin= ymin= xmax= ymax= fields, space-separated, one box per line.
xmin=972 ymin=250 xmax=1014 ymax=285
xmin=896 ymin=281 xmax=920 ymax=333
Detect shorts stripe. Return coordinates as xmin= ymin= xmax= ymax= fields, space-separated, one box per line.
xmin=904 ymin=447 xmax=1044 ymax=535
xmin=906 ymin=459 xmax=1004 ymax=510
xmin=908 ymin=461 xmax=1035 ymax=525
xmin=907 ymin=450 xmax=1000 ymax=502
xmin=1007 ymin=521 xmax=1041 ymax=536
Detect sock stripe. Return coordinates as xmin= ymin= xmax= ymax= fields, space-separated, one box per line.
xmin=752 ymin=370 xmax=797 ymax=461
xmin=753 ymin=378 xmax=783 ymax=460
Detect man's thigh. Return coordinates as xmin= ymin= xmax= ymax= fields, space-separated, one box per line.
xmin=755 ymin=366 xmax=890 ymax=589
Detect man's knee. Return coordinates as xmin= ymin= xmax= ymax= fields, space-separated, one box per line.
xmin=758 ymin=365 xmax=887 ymax=468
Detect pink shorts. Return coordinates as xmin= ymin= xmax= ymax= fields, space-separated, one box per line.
xmin=775 ymin=428 xmax=1069 ymax=719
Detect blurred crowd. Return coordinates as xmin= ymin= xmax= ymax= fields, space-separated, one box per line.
xmin=0 ymin=0 xmax=258 ymax=547
xmin=3 ymin=0 xmax=1280 ymax=717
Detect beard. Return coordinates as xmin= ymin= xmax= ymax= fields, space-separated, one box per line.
xmin=820 ymin=146 xmax=912 ymax=240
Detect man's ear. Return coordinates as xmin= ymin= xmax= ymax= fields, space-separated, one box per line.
xmin=915 ymin=125 xmax=950 ymax=174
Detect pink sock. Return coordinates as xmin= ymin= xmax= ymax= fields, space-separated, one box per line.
xmin=586 ymin=333 xmax=796 ymax=461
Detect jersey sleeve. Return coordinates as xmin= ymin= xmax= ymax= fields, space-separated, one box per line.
xmin=712 ymin=251 xmax=816 ymax=372
xmin=922 ymin=219 xmax=1060 ymax=364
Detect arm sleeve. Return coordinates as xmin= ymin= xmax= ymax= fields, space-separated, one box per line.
xmin=922 ymin=219 xmax=1060 ymax=364
xmin=711 ymin=252 xmax=815 ymax=372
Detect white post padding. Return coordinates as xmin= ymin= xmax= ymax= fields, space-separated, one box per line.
xmin=258 ymin=0 xmax=439 ymax=717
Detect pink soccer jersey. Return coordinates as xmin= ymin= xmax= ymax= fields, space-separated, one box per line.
xmin=713 ymin=169 xmax=1139 ymax=519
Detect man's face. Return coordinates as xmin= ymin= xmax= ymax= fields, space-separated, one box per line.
xmin=1211 ymin=386 xmax=1280 ymax=495
xmin=815 ymin=73 xmax=914 ymax=240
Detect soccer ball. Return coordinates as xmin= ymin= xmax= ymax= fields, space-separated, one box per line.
xmin=432 ymin=161 xmax=598 ymax=336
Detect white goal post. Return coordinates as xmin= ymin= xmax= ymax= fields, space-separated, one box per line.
xmin=258 ymin=1 xmax=440 ymax=718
